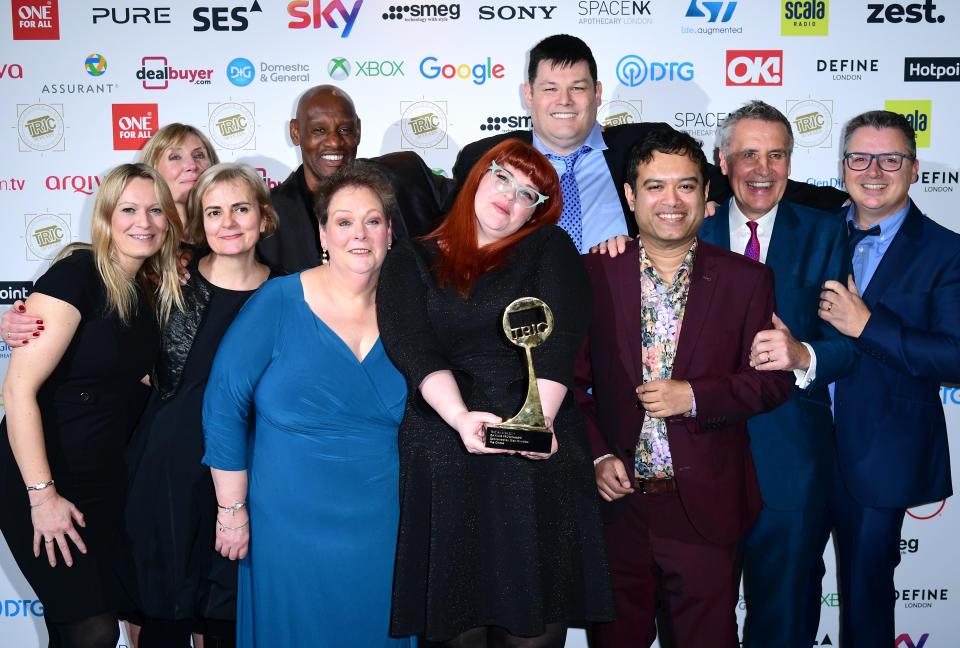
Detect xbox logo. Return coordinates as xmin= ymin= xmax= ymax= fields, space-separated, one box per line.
xmin=328 ymin=57 xmax=351 ymax=80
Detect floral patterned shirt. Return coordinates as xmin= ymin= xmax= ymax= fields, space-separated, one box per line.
xmin=634 ymin=240 xmax=697 ymax=480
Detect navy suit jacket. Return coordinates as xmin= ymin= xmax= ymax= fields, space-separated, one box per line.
xmin=834 ymin=200 xmax=960 ymax=508
xmin=699 ymin=201 xmax=857 ymax=510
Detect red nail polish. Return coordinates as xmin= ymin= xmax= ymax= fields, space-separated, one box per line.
xmin=22 ymin=340 xmax=28 ymax=345
xmin=36 ymin=320 xmax=43 ymax=324
xmin=33 ymin=332 xmax=39 ymax=337
xmin=37 ymin=326 xmax=44 ymax=330
xmin=18 ymin=305 xmax=25 ymax=312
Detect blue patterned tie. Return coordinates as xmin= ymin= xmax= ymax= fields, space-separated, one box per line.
xmin=549 ymin=145 xmax=590 ymax=251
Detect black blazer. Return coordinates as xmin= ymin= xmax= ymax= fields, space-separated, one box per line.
xmin=451 ymin=124 xmax=849 ymax=238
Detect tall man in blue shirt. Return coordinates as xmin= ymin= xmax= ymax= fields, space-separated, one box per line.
xmin=452 ymin=34 xmax=847 ymax=253
xmin=698 ymin=100 xmax=856 ymax=648
xmin=811 ymin=110 xmax=960 ymax=646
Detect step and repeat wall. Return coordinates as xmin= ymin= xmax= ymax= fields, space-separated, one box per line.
xmin=1 ymin=1 xmax=957 ymax=646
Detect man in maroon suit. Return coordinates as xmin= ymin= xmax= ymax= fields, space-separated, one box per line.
xmin=575 ymin=126 xmax=792 ymax=647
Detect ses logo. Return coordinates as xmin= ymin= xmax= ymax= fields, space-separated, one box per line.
xmin=726 ymin=50 xmax=782 ymax=86
xmin=599 ymin=100 xmax=642 ymax=127
xmin=382 ymin=3 xmax=460 ymax=21
xmin=287 ymin=0 xmax=362 ymax=38
xmin=208 ymin=102 xmax=256 ymax=151
xmin=782 ymin=0 xmax=828 ymax=35
xmin=112 ymin=103 xmax=157 ymax=150
xmin=578 ymin=0 xmax=652 ymax=25
xmin=194 ymin=1 xmax=262 ymax=31
xmin=400 ymin=100 xmax=448 ymax=150
xmin=0 ymin=282 xmax=32 ymax=305
xmin=478 ymin=114 xmax=532 ymax=132
xmin=137 ymin=57 xmax=213 ymax=89
xmin=328 ymin=57 xmax=404 ymax=80
xmin=885 ymin=99 xmax=931 ymax=147
xmin=25 ymin=212 xmax=71 ymax=260
xmin=868 ymin=1 xmax=945 ymax=24
xmin=895 ymin=635 xmax=930 ymax=648
xmin=419 ymin=57 xmax=505 ymax=85
xmin=616 ymin=55 xmax=694 ymax=87
xmin=786 ymin=99 xmax=834 ymax=148
xmin=904 ymin=57 xmax=960 ymax=82
xmin=17 ymin=103 xmax=65 ymax=152
xmin=11 ymin=0 xmax=60 ymax=40
xmin=479 ymin=5 xmax=557 ymax=20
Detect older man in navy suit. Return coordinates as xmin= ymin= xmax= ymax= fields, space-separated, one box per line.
xmin=698 ymin=100 xmax=856 ymax=648
xmin=810 ymin=110 xmax=960 ymax=646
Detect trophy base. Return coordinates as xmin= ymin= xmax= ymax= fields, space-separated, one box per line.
xmin=484 ymin=426 xmax=553 ymax=452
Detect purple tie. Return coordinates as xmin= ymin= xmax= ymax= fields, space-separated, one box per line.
xmin=744 ymin=221 xmax=760 ymax=262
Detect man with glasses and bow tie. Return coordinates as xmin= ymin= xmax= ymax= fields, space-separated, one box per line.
xmin=807 ymin=110 xmax=960 ymax=647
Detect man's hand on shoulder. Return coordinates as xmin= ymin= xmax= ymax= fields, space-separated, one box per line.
xmin=589 ymin=235 xmax=631 ymax=258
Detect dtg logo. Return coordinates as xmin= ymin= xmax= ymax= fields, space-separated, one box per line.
xmin=287 ymin=1 xmax=362 ymax=37
xmin=895 ymin=634 xmax=929 ymax=648
xmin=685 ymin=0 xmax=736 ymax=22
xmin=726 ymin=50 xmax=782 ymax=86
xmin=616 ymin=55 xmax=694 ymax=87
xmin=885 ymin=99 xmax=931 ymax=147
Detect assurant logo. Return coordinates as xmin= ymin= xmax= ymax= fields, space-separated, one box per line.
xmin=85 ymin=53 xmax=107 ymax=77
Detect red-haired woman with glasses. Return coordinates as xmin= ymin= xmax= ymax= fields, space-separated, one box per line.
xmin=378 ymin=139 xmax=614 ymax=647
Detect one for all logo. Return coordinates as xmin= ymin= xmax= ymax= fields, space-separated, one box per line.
xmin=11 ymin=0 xmax=59 ymax=40
xmin=16 ymin=103 xmax=65 ymax=151
xmin=113 ymin=104 xmax=158 ymax=150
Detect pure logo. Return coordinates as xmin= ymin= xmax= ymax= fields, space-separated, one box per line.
xmin=91 ymin=7 xmax=172 ymax=24
xmin=287 ymin=0 xmax=362 ymax=37
xmin=616 ymin=55 xmax=694 ymax=87
xmin=685 ymin=0 xmax=736 ymax=22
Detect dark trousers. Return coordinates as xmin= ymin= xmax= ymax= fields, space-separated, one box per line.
xmin=806 ymin=453 xmax=905 ymax=647
xmin=591 ymin=491 xmax=739 ymax=648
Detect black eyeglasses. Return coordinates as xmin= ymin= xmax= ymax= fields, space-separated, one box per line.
xmin=843 ymin=152 xmax=914 ymax=172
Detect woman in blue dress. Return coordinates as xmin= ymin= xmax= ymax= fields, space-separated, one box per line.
xmin=201 ymin=163 xmax=411 ymax=648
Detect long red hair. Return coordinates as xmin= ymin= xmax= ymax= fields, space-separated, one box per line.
xmin=426 ymin=138 xmax=562 ymax=296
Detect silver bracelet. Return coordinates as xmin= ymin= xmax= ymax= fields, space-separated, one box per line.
xmin=26 ymin=479 xmax=54 ymax=492
xmin=217 ymin=500 xmax=246 ymax=516
xmin=217 ymin=518 xmax=250 ymax=532
xmin=30 ymin=493 xmax=54 ymax=508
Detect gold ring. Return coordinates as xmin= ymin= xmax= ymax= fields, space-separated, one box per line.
xmin=826 ymin=303 xmax=833 ymax=311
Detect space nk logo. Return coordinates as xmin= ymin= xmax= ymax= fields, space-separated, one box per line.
xmin=616 ymin=56 xmax=694 ymax=87
xmin=287 ymin=0 xmax=362 ymax=37
xmin=194 ymin=1 xmax=262 ymax=31
xmin=726 ymin=50 xmax=782 ymax=86
xmin=112 ymin=104 xmax=157 ymax=150
xmin=11 ymin=0 xmax=60 ymax=40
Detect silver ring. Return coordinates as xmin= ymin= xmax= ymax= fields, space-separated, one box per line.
xmin=44 ymin=539 xmax=53 ymax=544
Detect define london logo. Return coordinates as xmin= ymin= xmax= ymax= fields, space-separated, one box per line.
xmin=11 ymin=0 xmax=60 ymax=40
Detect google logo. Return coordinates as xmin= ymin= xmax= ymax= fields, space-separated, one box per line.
xmin=419 ymin=57 xmax=505 ymax=86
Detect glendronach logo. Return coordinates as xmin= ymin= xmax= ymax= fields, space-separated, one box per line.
xmin=287 ymin=0 xmax=362 ymax=37
xmin=11 ymin=0 xmax=60 ymax=40
xmin=16 ymin=103 xmax=65 ymax=152
xmin=382 ymin=3 xmax=460 ymax=21
xmin=113 ymin=103 xmax=157 ymax=150
xmin=400 ymin=100 xmax=448 ymax=150
xmin=208 ymin=102 xmax=256 ymax=150
xmin=904 ymin=57 xmax=960 ymax=81
xmin=25 ymin=212 xmax=71 ymax=260
xmin=137 ymin=56 xmax=213 ymax=90
xmin=0 ymin=281 xmax=33 ymax=305
xmin=599 ymin=99 xmax=642 ymax=127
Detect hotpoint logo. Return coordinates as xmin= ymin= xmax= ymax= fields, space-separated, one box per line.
xmin=0 ymin=282 xmax=32 ymax=305
xmin=478 ymin=114 xmax=532 ymax=132
xmin=685 ymin=0 xmax=736 ymax=23
xmin=904 ymin=57 xmax=960 ymax=82
xmin=616 ymin=55 xmax=694 ymax=87
xmin=782 ymin=0 xmax=828 ymax=36
xmin=287 ymin=0 xmax=362 ymax=37
xmin=383 ymin=3 xmax=460 ymax=21
xmin=227 ymin=57 xmax=255 ymax=86
xmin=137 ymin=57 xmax=213 ymax=89
xmin=85 ymin=53 xmax=107 ymax=77
xmin=419 ymin=57 xmax=505 ymax=85
xmin=885 ymin=99 xmax=931 ymax=147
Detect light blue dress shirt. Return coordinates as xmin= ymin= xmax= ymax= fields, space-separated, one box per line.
xmin=845 ymin=203 xmax=910 ymax=292
xmin=531 ymin=122 xmax=628 ymax=253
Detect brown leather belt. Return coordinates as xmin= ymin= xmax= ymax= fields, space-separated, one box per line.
xmin=633 ymin=477 xmax=678 ymax=495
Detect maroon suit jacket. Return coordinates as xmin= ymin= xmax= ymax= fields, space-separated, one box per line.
xmin=575 ymin=238 xmax=792 ymax=545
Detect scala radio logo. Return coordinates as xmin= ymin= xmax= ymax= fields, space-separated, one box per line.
xmin=11 ymin=0 xmax=60 ymax=40
xmin=616 ymin=55 xmax=695 ymax=87
xmin=208 ymin=102 xmax=256 ymax=151
xmin=885 ymin=99 xmax=931 ymax=147
xmin=84 ymin=53 xmax=107 ymax=77
xmin=382 ymin=3 xmax=460 ymax=21
xmin=137 ymin=57 xmax=214 ymax=90
xmin=786 ymin=99 xmax=834 ymax=148
xmin=194 ymin=1 xmax=263 ymax=31
xmin=685 ymin=0 xmax=737 ymax=23
xmin=112 ymin=104 xmax=157 ymax=150
xmin=287 ymin=0 xmax=363 ymax=37
xmin=599 ymin=100 xmax=643 ymax=127
xmin=25 ymin=212 xmax=71 ymax=260
xmin=400 ymin=100 xmax=448 ymax=150
xmin=16 ymin=103 xmax=65 ymax=152
xmin=782 ymin=0 xmax=828 ymax=35
xmin=726 ymin=50 xmax=782 ymax=86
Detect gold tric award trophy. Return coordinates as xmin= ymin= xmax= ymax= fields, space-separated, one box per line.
xmin=484 ymin=297 xmax=555 ymax=453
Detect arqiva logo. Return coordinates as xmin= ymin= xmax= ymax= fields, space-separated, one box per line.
xmin=112 ymin=104 xmax=158 ymax=150
xmin=287 ymin=1 xmax=362 ymax=37
xmin=11 ymin=0 xmax=59 ymax=40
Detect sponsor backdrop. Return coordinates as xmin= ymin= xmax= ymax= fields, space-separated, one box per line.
xmin=0 ymin=1 xmax=957 ymax=646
